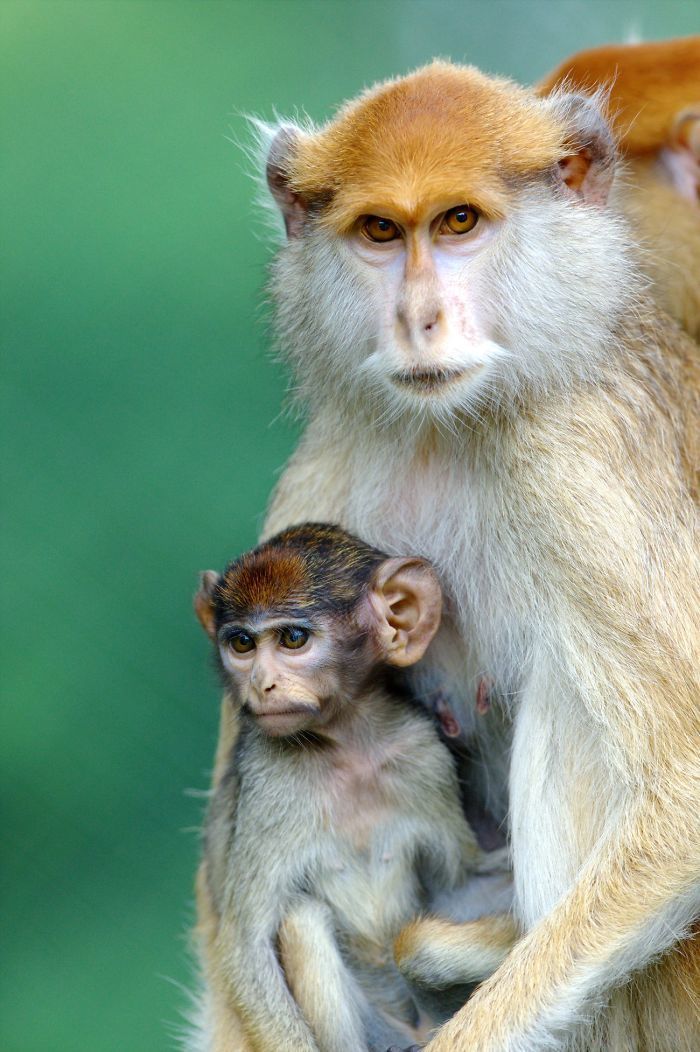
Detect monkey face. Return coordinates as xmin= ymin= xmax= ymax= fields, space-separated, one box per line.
xmin=217 ymin=619 xmax=346 ymax=738
xmin=196 ymin=528 xmax=443 ymax=741
xmin=344 ymin=205 xmax=507 ymax=412
xmin=266 ymin=63 xmax=632 ymax=421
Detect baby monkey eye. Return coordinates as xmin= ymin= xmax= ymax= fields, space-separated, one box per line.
xmin=362 ymin=216 xmax=400 ymax=243
xmin=440 ymin=205 xmax=479 ymax=235
xmin=229 ymin=631 xmax=255 ymax=654
xmin=279 ymin=626 xmax=310 ymax=650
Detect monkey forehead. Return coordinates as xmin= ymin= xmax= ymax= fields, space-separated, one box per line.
xmin=290 ymin=61 xmax=565 ymax=231
xmin=217 ymin=545 xmax=373 ymax=620
xmin=219 ymin=550 xmax=313 ymax=613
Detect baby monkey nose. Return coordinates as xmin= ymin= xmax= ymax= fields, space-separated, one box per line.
xmin=263 ymin=682 xmax=277 ymax=693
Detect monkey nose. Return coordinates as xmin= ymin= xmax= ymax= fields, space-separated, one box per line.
xmin=396 ymin=304 xmax=442 ymax=347
xmin=422 ymin=308 xmax=441 ymax=334
xmin=263 ymin=682 xmax=276 ymax=693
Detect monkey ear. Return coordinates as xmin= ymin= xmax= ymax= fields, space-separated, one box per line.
xmin=367 ymin=558 xmax=442 ymax=668
xmin=660 ymin=107 xmax=700 ymax=203
xmin=195 ymin=571 xmax=220 ymax=640
xmin=549 ymin=93 xmax=617 ymax=206
xmin=266 ymin=125 xmax=308 ymax=239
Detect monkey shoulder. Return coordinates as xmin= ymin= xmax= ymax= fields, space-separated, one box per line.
xmin=506 ymin=335 xmax=699 ymax=530
xmin=262 ymin=417 xmax=353 ymax=538
xmin=219 ymin=729 xmax=331 ymax=886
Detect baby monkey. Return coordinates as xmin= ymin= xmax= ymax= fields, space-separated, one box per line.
xmin=195 ymin=524 xmax=516 ymax=1052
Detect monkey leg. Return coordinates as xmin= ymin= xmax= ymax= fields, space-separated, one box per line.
xmin=279 ymin=897 xmax=425 ymax=1052
xmin=189 ymin=860 xmax=254 ymax=1052
xmin=394 ymin=914 xmax=519 ymax=989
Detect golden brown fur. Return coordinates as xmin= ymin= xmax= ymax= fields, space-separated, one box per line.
xmin=537 ymin=37 xmax=700 ymax=155
xmin=538 ymin=38 xmax=700 ymax=341
xmin=213 ymin=523 xmax=390 ymax=619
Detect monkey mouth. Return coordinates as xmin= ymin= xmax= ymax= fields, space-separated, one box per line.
xmin=256 ymin=708 xmax=317 ymax=720
xmin=391 ymin=367 xmax=468 ymax=391
xmin=245 ymin=701 xmax=320 ymax=735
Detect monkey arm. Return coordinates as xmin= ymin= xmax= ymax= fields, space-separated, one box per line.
xmin=209 ymin=759 xmax=329 ymax=1052
xmin=424 ymin=391 xmax=700 ymax=1050
xmin=216 ymin=909 xmax=323 ymax=1052
xmin=191 ymin=860 xmax=255 ymax=1052
xmin=424 ymin=619 xmax=699 ymax=1051
xmin=278 ymin=897 xmax=376 ymax=1052
xmin=423 ymin=797 xmax=700 ymax=1052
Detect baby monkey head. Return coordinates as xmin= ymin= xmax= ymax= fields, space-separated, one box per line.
xmin=195 ymin=523 xmax=442 ymax=738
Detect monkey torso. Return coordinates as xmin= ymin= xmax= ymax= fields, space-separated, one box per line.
xmin=211 ymin=692 xmax=483 ymax=1037
xmin=263 ymin=316 xmax=700 ymax=926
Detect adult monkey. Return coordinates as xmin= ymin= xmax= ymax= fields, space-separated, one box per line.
xmin=538 ymin=36 xmax=700 ymax=342
xmin=191 ymin=48 xmax=700 ymax=1052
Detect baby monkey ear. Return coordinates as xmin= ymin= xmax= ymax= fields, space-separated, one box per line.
xmin=368 ymin=558 xmax=442 ymax=668
xmin=194 ymin=571 xmax=220 ymax=640
xmin=548 ymin=92 xmax=617 ymax=206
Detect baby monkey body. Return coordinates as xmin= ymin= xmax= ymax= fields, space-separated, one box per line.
xmin=194 ymin=524 xmax=514 ymax=1052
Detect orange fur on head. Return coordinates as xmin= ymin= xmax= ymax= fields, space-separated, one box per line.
xmin=289 ymin=61 xmax=566 ymax=231
xmin=537 ymin=36 xmax=700 ymax=155
xmin=218 ymin=548 xmax=310 ymax=617
xmin=215 ymin=523 xmax=387 ymax=622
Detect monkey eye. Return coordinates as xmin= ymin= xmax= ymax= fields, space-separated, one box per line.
xmin=362 ymin=216 xmax=400 ymax=243
xmin=439 ymin=205 xmax=479 ymax=236
xmin=279 ymin=626 xmax=310 ymax=650
xmin=229 ymin=630 xmax=255 ymax=654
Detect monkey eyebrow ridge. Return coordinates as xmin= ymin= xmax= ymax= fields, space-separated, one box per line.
xmin=217 ymin=624 xmax=256 ymax=643
xmin=217 ymin=617 xmax=316 ymax=643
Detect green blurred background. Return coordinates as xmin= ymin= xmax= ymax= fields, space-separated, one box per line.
xmin=2 ymin=2 xmax=698 ymax=1049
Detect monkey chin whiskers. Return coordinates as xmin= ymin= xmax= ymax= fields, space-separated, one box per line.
xmin=386 ymin=361 xmax=497 ymax=426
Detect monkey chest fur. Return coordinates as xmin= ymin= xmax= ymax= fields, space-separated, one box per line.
xmin=338 ymin=445 xmax=526 ymax=734
xmin=230 ymin=711 xmax=472 ymax=954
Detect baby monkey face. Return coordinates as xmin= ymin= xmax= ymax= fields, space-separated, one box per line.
xmin=196 ymin=524 xmax=444 ymax=741
xmin=218 ymin=616 xmax=346 ymax=737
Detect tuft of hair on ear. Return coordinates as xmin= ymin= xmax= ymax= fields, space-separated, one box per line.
xmin=238 ymin=114 xmax=314 ymax=242
xmin=545 ymin=87 xmax=618 ymax=206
